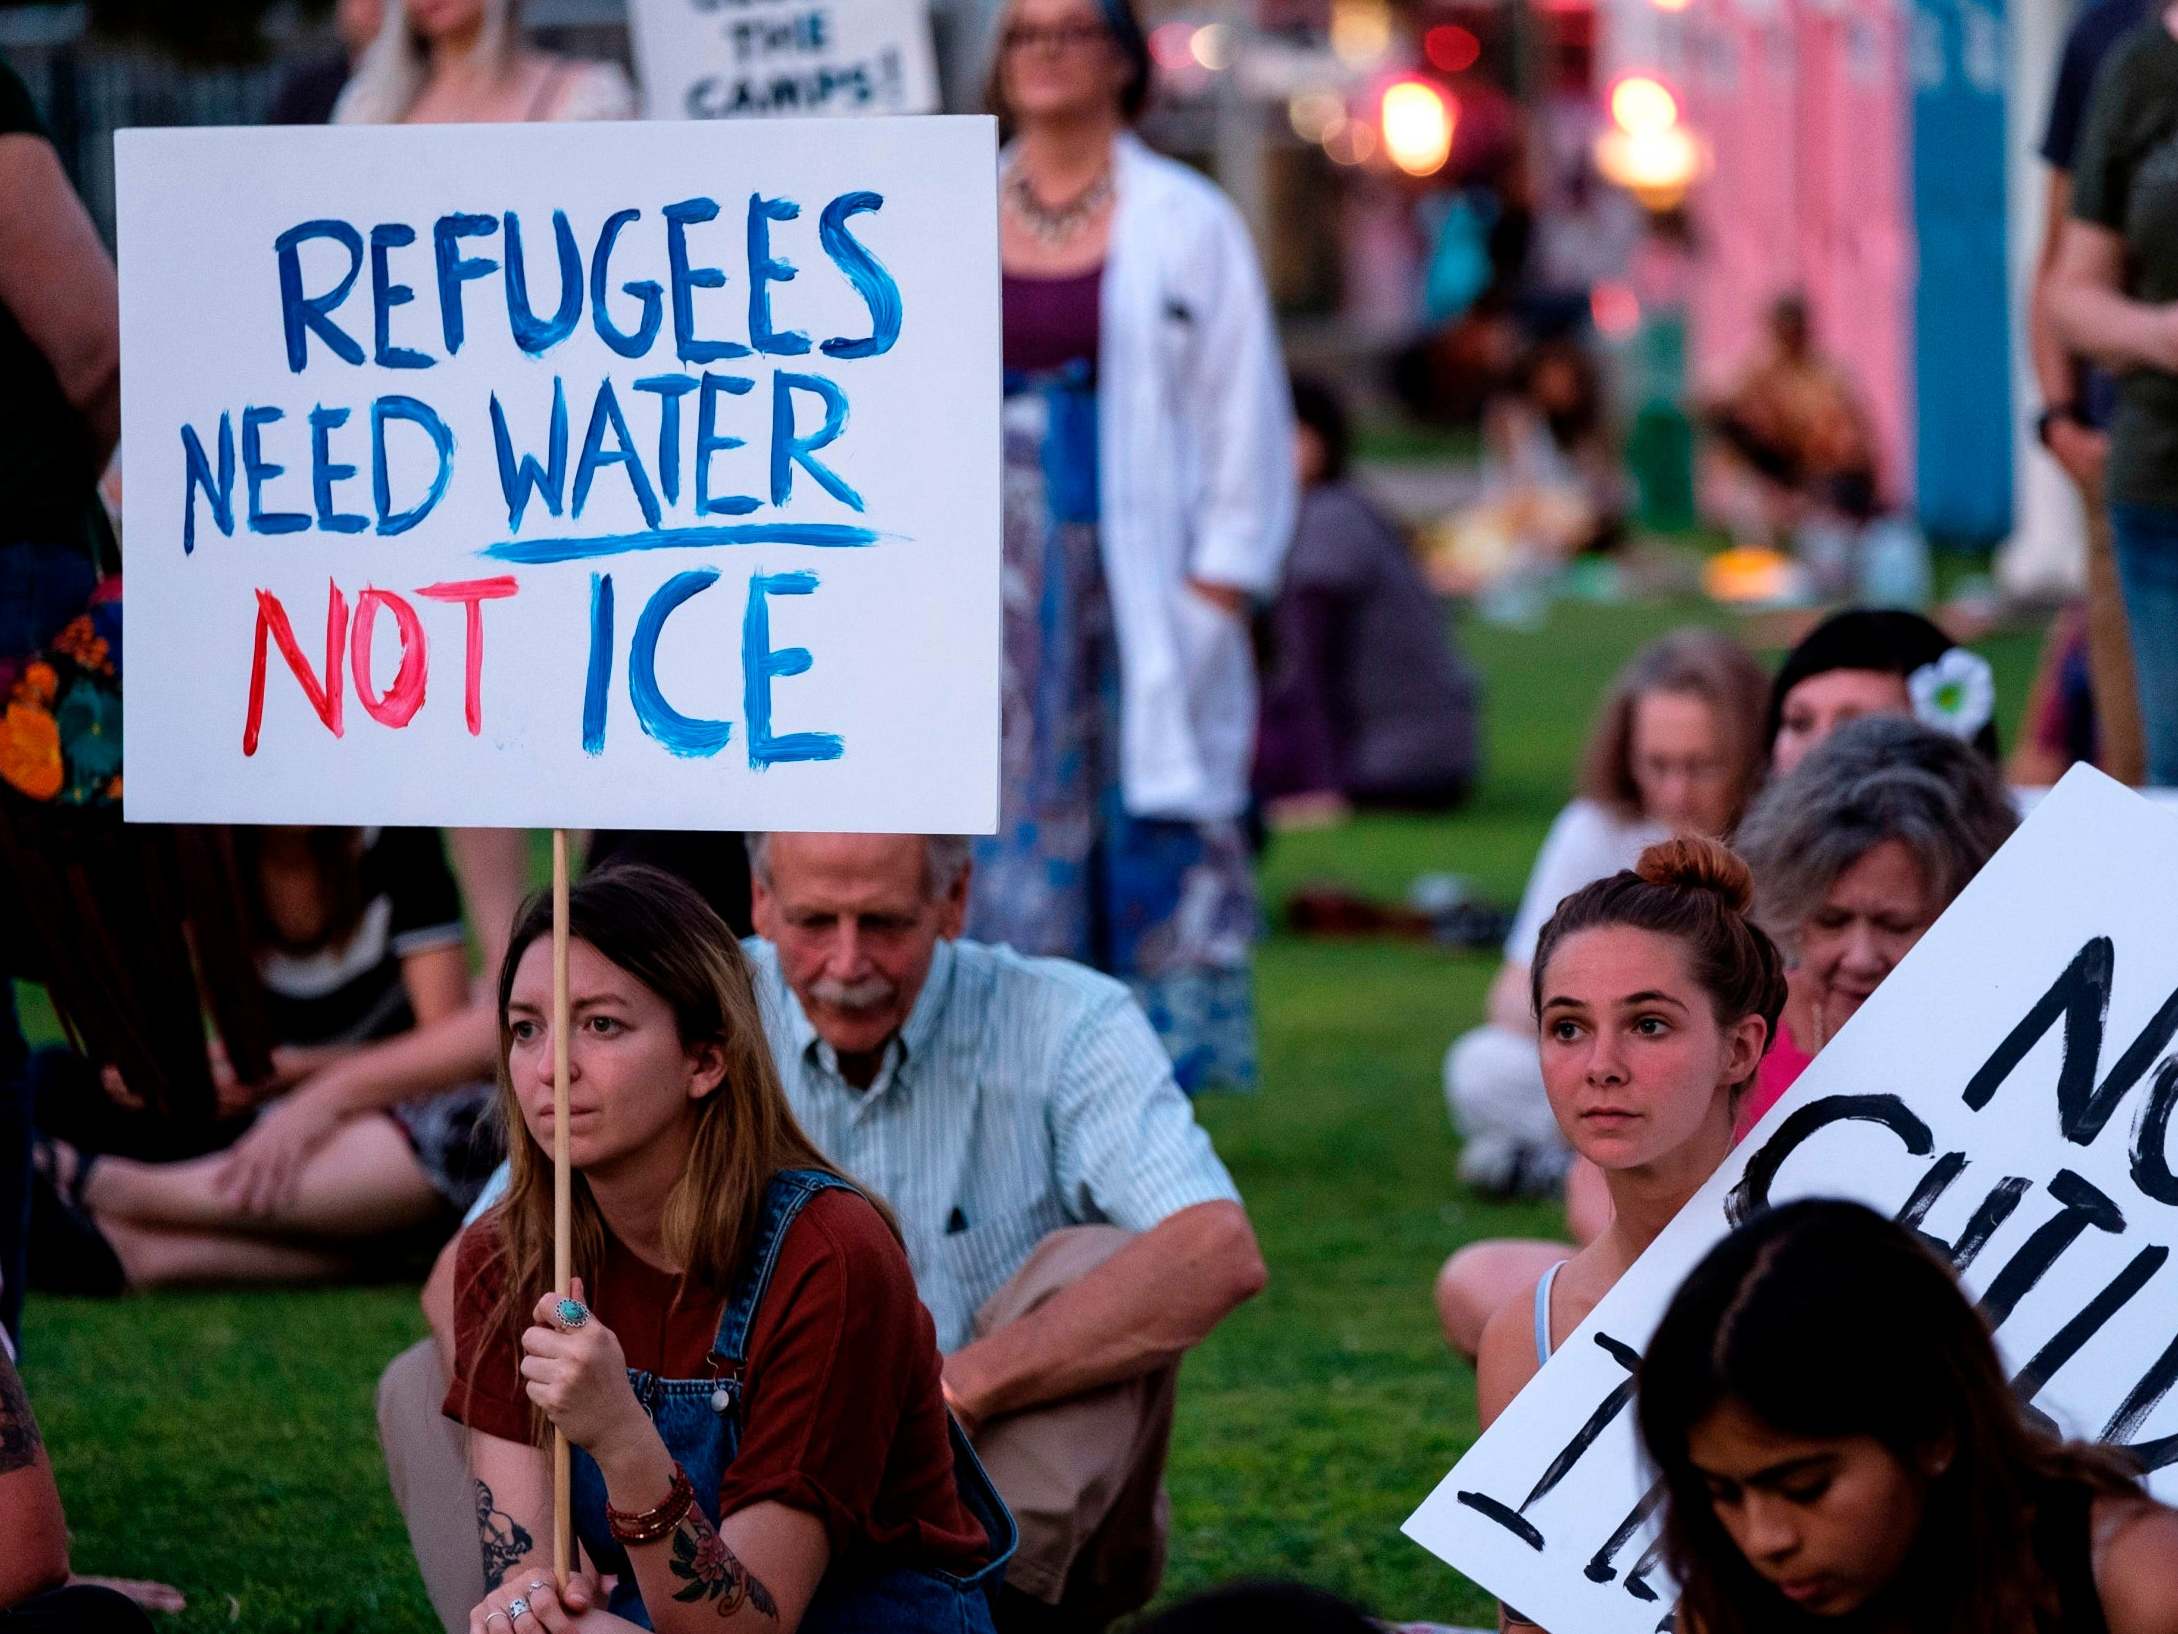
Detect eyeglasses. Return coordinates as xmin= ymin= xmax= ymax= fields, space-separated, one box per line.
xmin=1001 ymin=22 xmax=1113 ymax=54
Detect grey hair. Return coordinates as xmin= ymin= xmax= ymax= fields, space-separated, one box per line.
xmin=333 ymin=0 xmax=517 ymax=125
xmin=746 ymin=834 xmax=973 ymax=901
xmin=1735 ymin=714 xmax=2018 ymax=955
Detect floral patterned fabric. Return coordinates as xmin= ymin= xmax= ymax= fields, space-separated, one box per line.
xmin=967 ymin=371 xmax=1258 ymax=1094
xmin=0 ymin=580 xmax=121 ymax=809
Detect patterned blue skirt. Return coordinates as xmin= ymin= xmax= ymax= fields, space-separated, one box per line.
xmin=967 ymin=368 xmax=1258 ymax=1093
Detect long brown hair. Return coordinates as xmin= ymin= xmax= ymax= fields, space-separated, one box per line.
xmin=1578 ymin=630 xmax=1768 ymax=830
xmin=479 ymin=864 xmax=888 ymax=1440
xmin=1639 ymin=1199 xmax=2142 ymax=1634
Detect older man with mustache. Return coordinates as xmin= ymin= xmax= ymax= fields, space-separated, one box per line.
xmin=377 ymin=833 xmax=1265 ymax=1634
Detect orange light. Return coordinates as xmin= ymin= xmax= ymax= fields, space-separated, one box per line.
xmin=1380 ymin=79 xmax=1456 ymax=177
xmin=1423 ymin=24 xmax=1480 ymax=73
xmin=1594 ymin=126 xmax=1701 ymax=207
xmin=1650 ymin=0 xmax=1693 ymax=11
xmin=1330 ymin=0 xmax=1393 ymax=66
xmin=1608 ymin=73 xmax=1680 ymax=136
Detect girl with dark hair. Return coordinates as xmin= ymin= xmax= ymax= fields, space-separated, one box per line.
xmin=970 ymin=0 xmax=1296 ymax=1093
xmin=1639 ymin=1199 xmax=2178 ymax=1633
xmin=1470 ymin=838 xmax=1787 ymax=1634
xmin=1766 ymin=608 xmax=1999 ymax=775
xmin=450 ymin=866 xmax=1012 ymax=1634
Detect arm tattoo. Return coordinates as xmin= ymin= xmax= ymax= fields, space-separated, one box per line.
xmin=668 ymin=1510 xmax=780 ymax=1620
xmin=475 ymin=1478 xmax=534 ymax=1589
xmin=0 ymin=1356 xmax=43 ymax=1475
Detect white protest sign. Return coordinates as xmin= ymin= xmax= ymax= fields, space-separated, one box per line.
xmin=631 ymin=0 xmax=942 ymax=120
xmin=1406 ymin=767 xmax=2178 ymax=1629
xmin=118 ymin=117 xmax=998 ymax=833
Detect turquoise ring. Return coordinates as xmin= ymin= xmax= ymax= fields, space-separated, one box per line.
xmin=554 ymin=1297 xmax=590 ymax=1332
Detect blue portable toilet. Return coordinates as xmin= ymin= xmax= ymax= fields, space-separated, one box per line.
xmin=1910 ymin=0 xmax=2014 ymax=545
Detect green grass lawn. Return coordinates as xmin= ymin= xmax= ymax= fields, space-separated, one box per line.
xmin=14 ymin=597 xmax=2046 ymax=1631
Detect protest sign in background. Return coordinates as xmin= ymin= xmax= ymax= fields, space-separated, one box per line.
xmin=118 ymin=116 xmax=997 ymax=833
xmin=1406 ymin=767 xmax=2178 ymax=1630
xmin=630 ymin=0 xmax=941 ymax=120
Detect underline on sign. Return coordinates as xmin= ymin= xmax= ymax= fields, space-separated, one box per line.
xmin=481 ymin=523 xmax=885 ymax=564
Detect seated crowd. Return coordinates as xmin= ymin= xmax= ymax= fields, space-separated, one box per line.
xmin=10 ymin=606 xmax=2178 ymax=1634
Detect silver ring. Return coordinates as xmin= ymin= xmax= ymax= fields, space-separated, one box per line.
xmin=483 ymin=1616 xmax=509 ymax=1630
xmin=507 ymin=1599 xmax=531 ymax=1621
xmin=527 ymin=1581 xmax=550 ymax=1595
xmin=553 ymin=1297 xmax=591 ymax=1332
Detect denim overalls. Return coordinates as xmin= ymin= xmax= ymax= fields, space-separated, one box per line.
xmin=568 ymin=1169 xmax=1016 ymax=1631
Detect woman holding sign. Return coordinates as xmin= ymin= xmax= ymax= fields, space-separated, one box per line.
xmin=1473 ymin=837 xmax=1785 ymax=1631
xmin=974 ymin=0 xmax=1296 ymax=1093
xmin=1639 ymin=1200 xmax=2178 ymax=1634
xmin=448 ymin=866 xmax=1012 ymax=1634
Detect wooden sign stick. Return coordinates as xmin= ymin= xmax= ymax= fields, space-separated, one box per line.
xmin=551 ymin=828 xmax=573 ymax=1592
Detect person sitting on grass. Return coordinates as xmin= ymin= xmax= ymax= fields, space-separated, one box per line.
xmin=1436 ymin=631 xmax=1766 ymax=1361
xmin=1732 ymin=715 xmax=2016 ymax=1135
xmin=381 ymin=832 xmax=1264 ymax=1634
xmin=0 ymin=1338 xmax=156 ymax=1633
xmin=1471 ymin=837 xmax=1784 ymax=1631
xmin=450 ymin=864 xmax=1013 ymax=1634
xmin=1638 ymin=1199 xmax=2178 ymax=1634
xmin=39 ymin=826 xmax=499 ymax=1290
xmin=1253 ymin=374 xmax=1480 ymax=827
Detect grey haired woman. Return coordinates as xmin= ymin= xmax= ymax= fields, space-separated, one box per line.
xmin=1732 ymin=713 xmax=2018 ymax=1133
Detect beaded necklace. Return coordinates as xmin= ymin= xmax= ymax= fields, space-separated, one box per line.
xmin=1002 ymin=161 xmax=1114 ymax=246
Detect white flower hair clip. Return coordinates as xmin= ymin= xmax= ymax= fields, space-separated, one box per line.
xmin=1908 ymin=647 xmax=1995 ymax=742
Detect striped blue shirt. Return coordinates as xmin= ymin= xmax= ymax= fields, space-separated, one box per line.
xmin=748 ymin=938 xmax=1243 ymax=1353
xmin=469 ymin=937 xmax=1242 ymax=1354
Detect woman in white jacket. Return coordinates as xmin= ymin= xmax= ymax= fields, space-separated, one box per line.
xmin=975 ymin=0 xmax=1296 ymax=1092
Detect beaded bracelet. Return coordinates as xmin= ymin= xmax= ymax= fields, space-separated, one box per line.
xmin=605 ymin=1462 xmax=697 ymax=1544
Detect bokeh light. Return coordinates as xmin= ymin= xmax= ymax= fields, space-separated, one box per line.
xmin=1189 ymin=24 xmax=1234 ymax=70
xmin=1422 ymin=25 xmax=1481 ymax=74
xmin=1609 ymin=74 xmax=1680 ymax=137
xmin=1148 ymin=21 xmax=1196 ymax=71
xmin=1288 ymin=89 xmax=1347 ymax=143
xmin=1380 ymin=79 xmax=1455 ymax=177
xmin=1590 ymin=281 xmax=1641 ymax=337
xmin=1330 ymin=0 xmax=1393 ymax=67
xmin=1322 ymin=116 xmax=1379 ymax=166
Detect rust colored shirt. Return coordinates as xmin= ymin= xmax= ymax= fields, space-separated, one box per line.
xmin=444 ymin=1188 xmax=987 ymax=1573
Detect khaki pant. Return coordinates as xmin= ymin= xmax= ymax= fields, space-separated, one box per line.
xmin=375 ymin=1227 xmax=1176 ymax=1632
xmin=375 ymin=1338 xmax=485 ymax=1634
xmin=966 ymin=1226 xmax=1176 ymax=1620
xmin=2085 ymin=498 xmax=2147 ymax=786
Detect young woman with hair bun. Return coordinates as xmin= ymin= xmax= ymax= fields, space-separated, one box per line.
xmin=1473 ymin=837 xmax=1786 ymax=1629
xmin=1436 ymin=633 xmax=1768 ymax=1362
